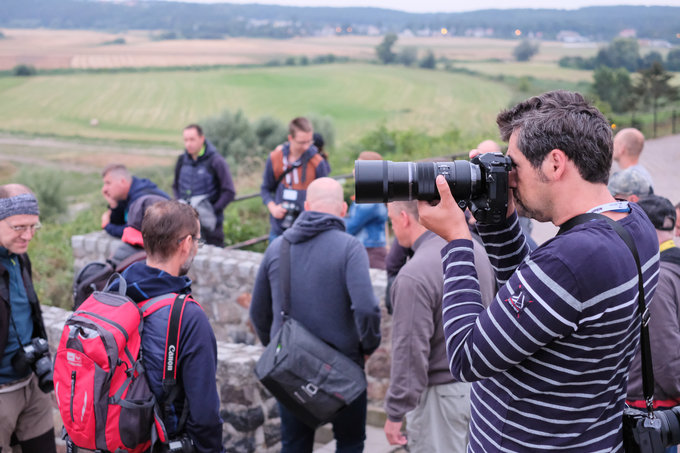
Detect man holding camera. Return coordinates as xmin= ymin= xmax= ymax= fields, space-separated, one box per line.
xmin=260 ymin=117 xmax=330 ymax=242
xmin=0 ymin=184 xmax=56 ymax=453
xmin=418 ymin=91 xmax=660 ymax=451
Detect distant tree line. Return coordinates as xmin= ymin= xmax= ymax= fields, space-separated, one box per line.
xmin=560 ymin=38 xmax=680 ymax=72
xmin=1 ymin=1 xmax=679 ymax=41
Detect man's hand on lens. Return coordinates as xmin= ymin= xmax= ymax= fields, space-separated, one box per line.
xmin=418 ymin=175 xmax=472 ymax=242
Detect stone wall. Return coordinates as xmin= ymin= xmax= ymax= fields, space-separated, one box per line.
xmin=70 ymin=232 xmax=393 ymax=403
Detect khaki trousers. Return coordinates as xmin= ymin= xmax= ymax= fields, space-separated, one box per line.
xmin=405 ymin=381 xmax=471 ymax=453
xmin=0 ymin=374 xmax=54 ymax=451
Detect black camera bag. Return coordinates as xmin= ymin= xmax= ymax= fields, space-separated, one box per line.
xmin=254 ymin=238 xmax=367 ymax=429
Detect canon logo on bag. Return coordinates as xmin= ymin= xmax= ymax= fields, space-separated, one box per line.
xmin=167 ymin=345 xmax=175 ymax=371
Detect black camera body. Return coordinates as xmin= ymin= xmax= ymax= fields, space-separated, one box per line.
xmin=167 ymin=435 xmax=195 ymax=453
xmin=12 ymin=337 xmax=54 ymax=393
xmin=280 ymin=201 xmax=301 ymax=230
xmin=354 ymin=152 xmax=512 ymax=225
xmin=623 ymin=405 xmax=680 ymax=452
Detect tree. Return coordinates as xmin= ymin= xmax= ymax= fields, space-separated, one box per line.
xmin=201 ymin=109 xmax=259 ymax=172
xmin=666 ymin=48 xmax=680 ymax=71
xmin=633 ymin=61 xmax=679 ymax=137
xmin=12 ymin=64 xmax=37 ymax=76
xmin=594 ymin=38 xmax=640 ymax=72
xmin=591 ymin=66 xmax=634 ymax=113
xmin=375 ymin=33 xmax=398 ymax=64
xmin=419 ymin=50 xmax=436 ymax=69
xmin=398 ymin=47 xmax=417 ymax=66
xmin=513 ymin=40 xmax=539 ymax=62
xmin=640 ymin=51 xmax=663 ymax=69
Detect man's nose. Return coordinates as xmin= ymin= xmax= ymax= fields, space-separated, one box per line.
xmin=508 ymin=170 xmax=518 ymax=188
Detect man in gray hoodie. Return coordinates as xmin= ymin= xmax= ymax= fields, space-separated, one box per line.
xmin=250 ymin=177 xmax=381 ymax=453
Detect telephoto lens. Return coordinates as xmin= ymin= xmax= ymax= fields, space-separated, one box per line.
xmin=354 ymin=160 xmax=481 ymax=203
xmin=354 ymin=152 xmax=512 ymax=224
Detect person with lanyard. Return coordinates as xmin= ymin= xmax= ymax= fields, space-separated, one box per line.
xmin=260 ymin=117 xmax=330 ymax=242
xmin=626 ymin=194 xmax=680 ymax=453
xmin=417 ymin=90 xmax=660 ymax=451
xmin=0 ymin=184 xmax=56 ymax=453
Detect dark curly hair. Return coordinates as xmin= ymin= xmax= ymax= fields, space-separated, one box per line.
xmin=497 ymin=90 xmax=613 ymax=184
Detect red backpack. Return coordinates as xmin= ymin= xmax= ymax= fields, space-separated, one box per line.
xmin=54 ymin=277 xmax=191 ymax=452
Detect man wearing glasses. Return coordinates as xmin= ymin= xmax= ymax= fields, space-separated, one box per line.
xmin=260 ymin=116 xmax=330 ymax=242
xmin=109 ymin=200 xmax=223 ymax=453
xmin=0 ymin=184 xmax=56 ymax=453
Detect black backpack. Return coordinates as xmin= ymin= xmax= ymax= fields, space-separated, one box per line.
xmin=72 ymin=248 xmax=146 ymax=310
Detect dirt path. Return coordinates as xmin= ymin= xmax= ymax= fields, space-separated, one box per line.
xmin=0 ymin=134 xmax=178 ymax=173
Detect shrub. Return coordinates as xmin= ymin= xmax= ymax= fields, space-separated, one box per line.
xmin=12 ymin=64 xmax=37 ymax=76
xmin=419 ymin=50 xmax=436 ymax=69
xmin=513 ymin=40 xmax=539 ymax=62
xmin=17 ymin=169 xmax=67 ymax=223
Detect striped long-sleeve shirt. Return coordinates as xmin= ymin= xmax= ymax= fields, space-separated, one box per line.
xmin=440 ymin=207 xmax=660 ymax=452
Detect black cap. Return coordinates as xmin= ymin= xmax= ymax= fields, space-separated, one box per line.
xmin=637 ymin=195 xmax=676 ymax=231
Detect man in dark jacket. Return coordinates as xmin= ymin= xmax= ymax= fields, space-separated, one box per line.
xmin=250 ymin=177 xmax=381 ymax=453
xmin=0 ymin=184 xmax=56 ymax=453
xmin=110 ymin=200 xmax=224 ymax=453
xmin=101 ymin=163 xmax=169 ymax=238
xmin=627 ymin=195 xmax=680 ymax=417
xmin=173 ymin=124 xmax=236 ymax=247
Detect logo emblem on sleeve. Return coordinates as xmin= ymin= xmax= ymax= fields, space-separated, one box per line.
xmin=505 ymin=284 xmax=533 ymax=318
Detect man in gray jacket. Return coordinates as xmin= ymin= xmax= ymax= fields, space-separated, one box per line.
xmin=627 ymin=195 xmax=680 ymax=414
xmin=383 ymin=200 xmax=495 ymax=452
xmin=250 ymin=177 xmax=381 ymax=453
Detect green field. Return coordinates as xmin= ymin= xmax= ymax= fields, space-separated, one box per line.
xmin=0 ymin=63 xmax=513 ymax=147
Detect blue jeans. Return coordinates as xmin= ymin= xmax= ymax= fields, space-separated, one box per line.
xmin=278 ymin=391 xmax=367 ymax=453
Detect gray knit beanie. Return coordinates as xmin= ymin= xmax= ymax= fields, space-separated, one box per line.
xmin=0 ymin=193 xmax=40 ymax=221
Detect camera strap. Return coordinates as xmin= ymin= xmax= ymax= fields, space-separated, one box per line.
xmin=558 ymin=212 xmax=656 ymax=415
xmin=279 ymin=238 xmax=292 ymax=319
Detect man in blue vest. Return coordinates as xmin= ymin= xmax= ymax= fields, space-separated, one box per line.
xmin=173 ymin=124 xmax=236 ymax=247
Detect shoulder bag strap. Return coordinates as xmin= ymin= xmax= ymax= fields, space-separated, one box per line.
xmin=558 ymin=213 xmax=655 ymax=414
xmin=279 ymin=238 xmax=292 ymax=318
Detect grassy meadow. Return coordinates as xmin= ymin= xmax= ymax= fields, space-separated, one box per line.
xmin=0 ymin=63 xmax=514 ymax=147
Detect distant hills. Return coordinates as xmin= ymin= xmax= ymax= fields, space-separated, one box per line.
xmin=1 ymin=1 xmax=678 ymax=41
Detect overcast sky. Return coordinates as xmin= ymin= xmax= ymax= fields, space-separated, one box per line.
xmin=181 ymin=0 xmax=680 ymax=13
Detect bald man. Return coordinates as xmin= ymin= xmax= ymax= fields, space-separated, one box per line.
xmin=250 ymin=177 xmax=381 ymax=453
xmin=613 ymin=128 xmax=653 ymax=189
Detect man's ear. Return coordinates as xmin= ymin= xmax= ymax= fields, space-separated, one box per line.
xmin=340 ymin=202 xmax=348 ymax=218
xmin=400 ymin=210 xmax=410 ymax=227
xmin=304 ymin=200 xmax=310 ymax=211
xmin=546 ymin=149 xmax=568 ymax=180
